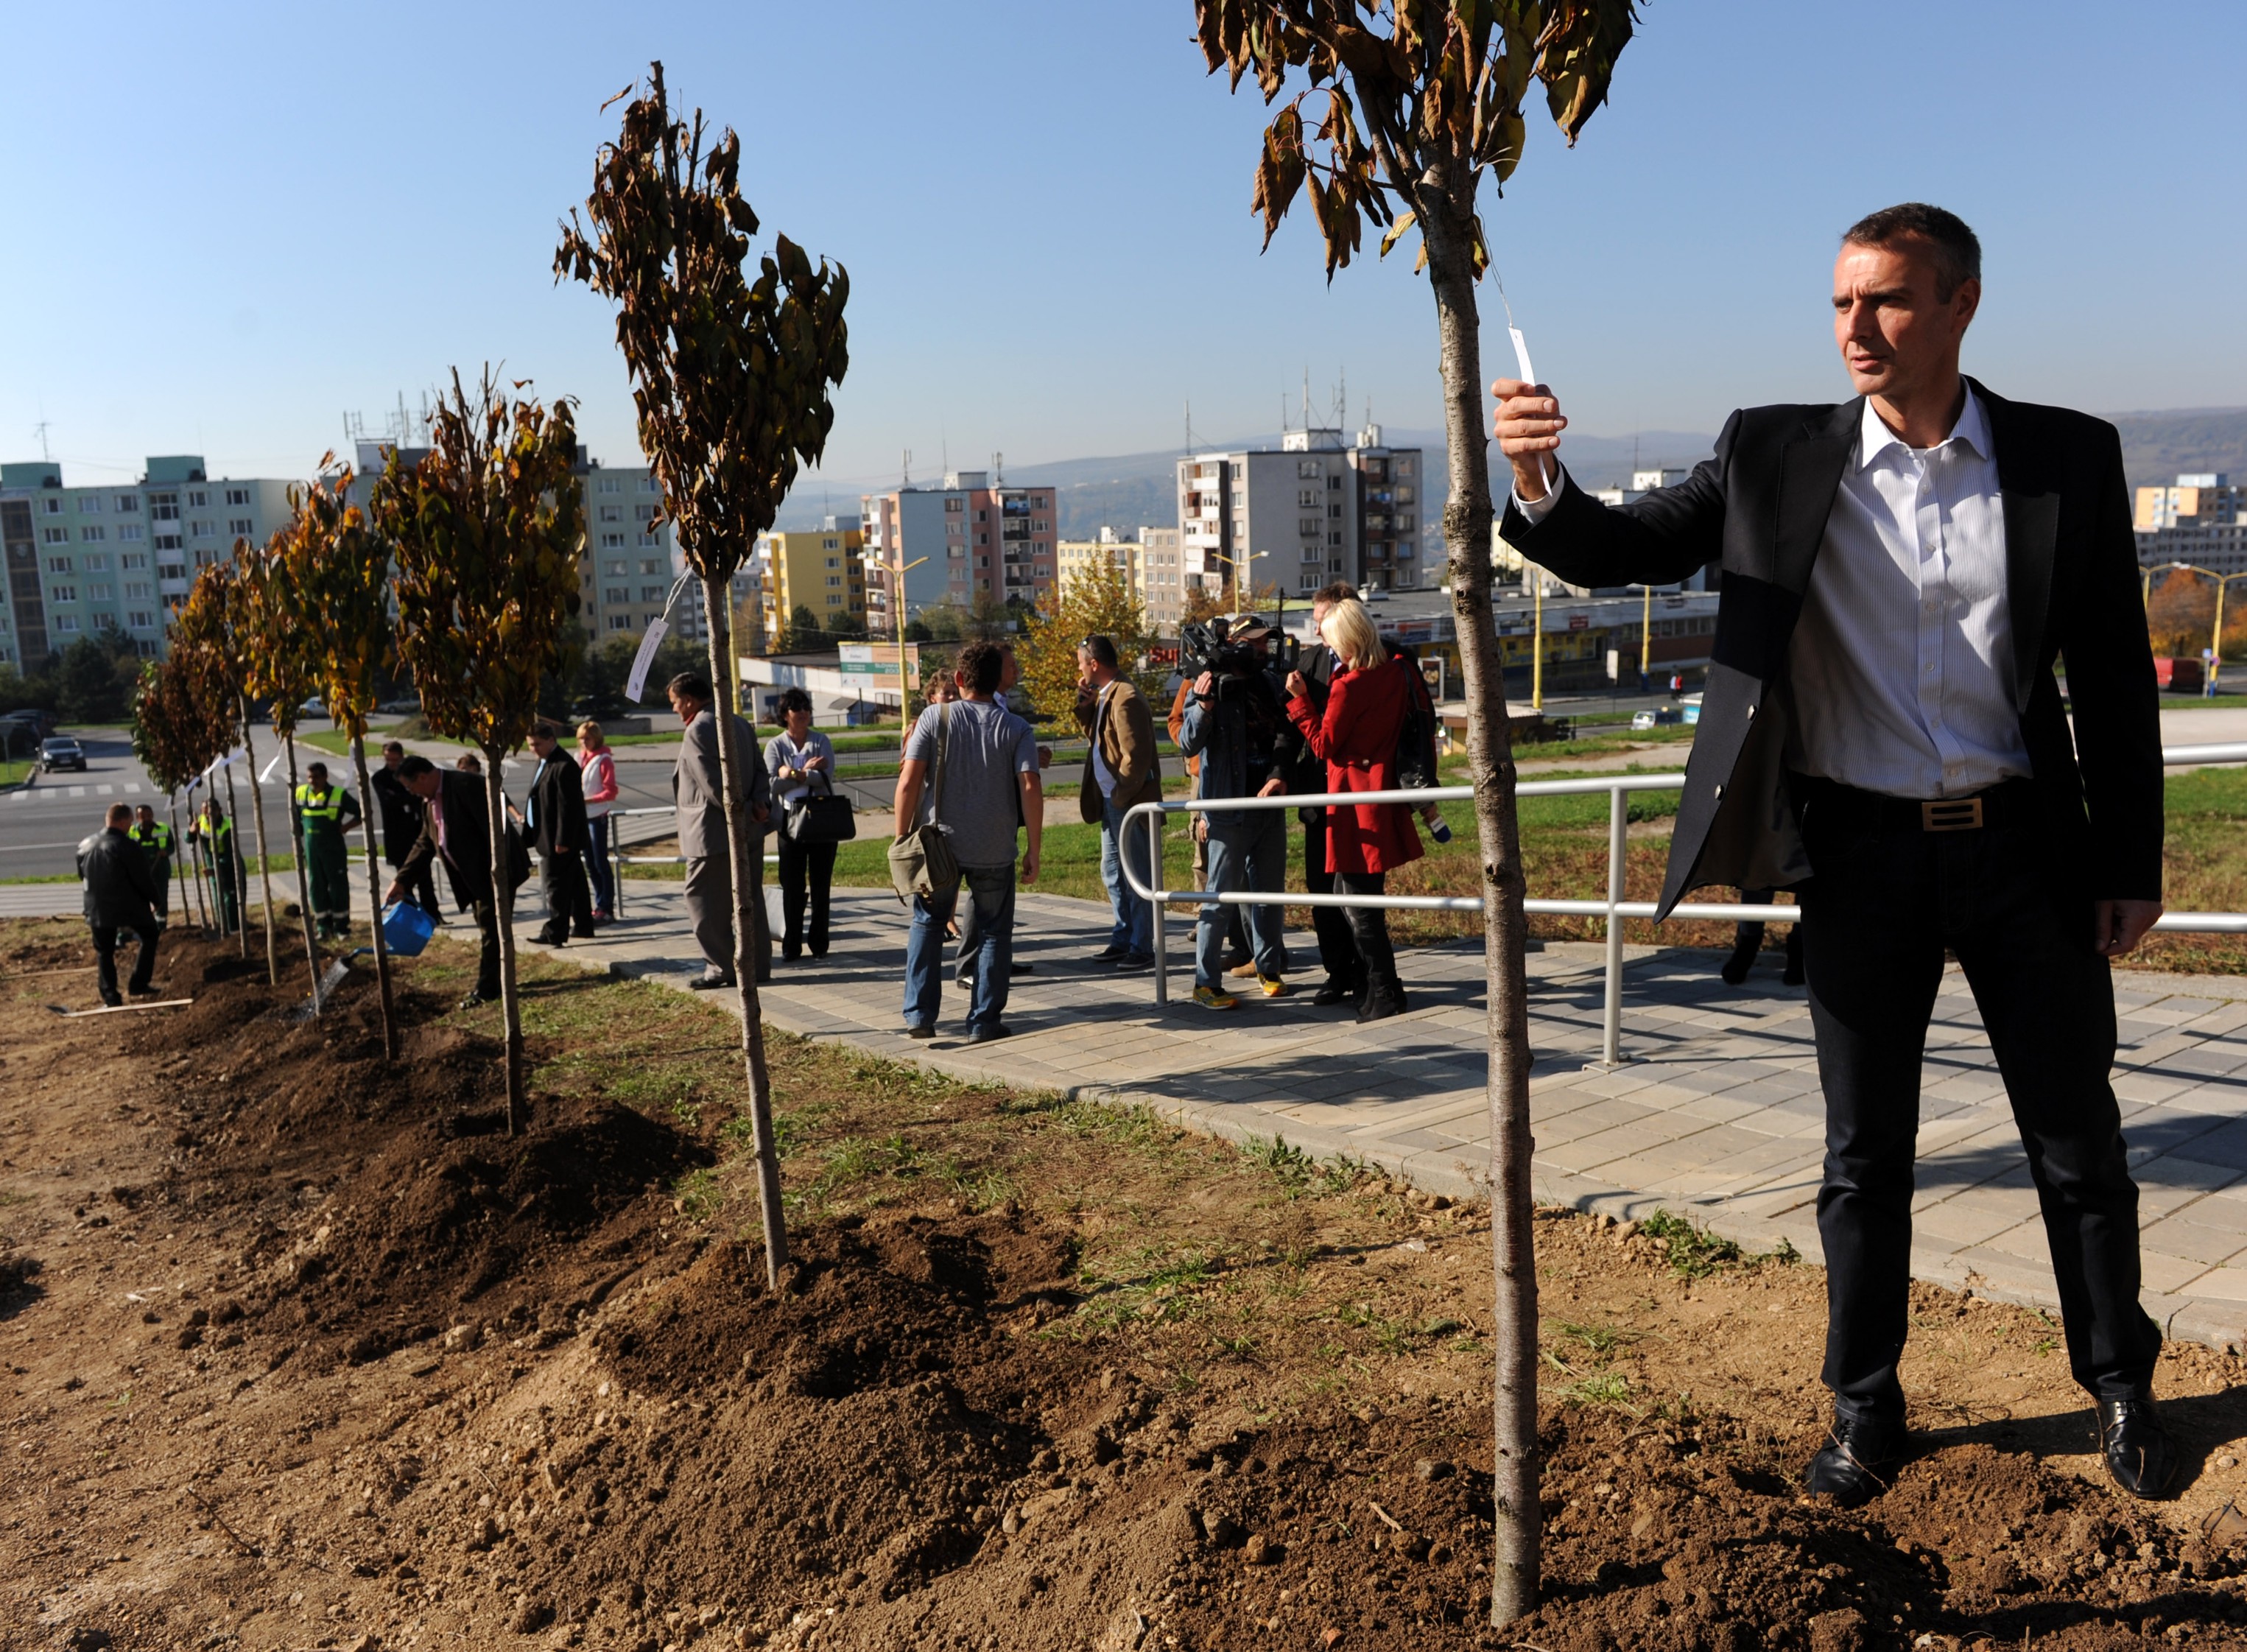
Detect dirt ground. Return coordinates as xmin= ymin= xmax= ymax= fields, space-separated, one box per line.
xmin=5 ymin=921 xmax=2247 ymax=1652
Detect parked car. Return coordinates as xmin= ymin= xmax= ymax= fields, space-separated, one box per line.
xmin=40 ymin=737 xmax=88 ymax=773
xmin=377 ymin=697 xmax=421 ymax=716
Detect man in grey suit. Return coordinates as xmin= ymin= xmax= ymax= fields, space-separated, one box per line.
xmin=668 ymin=671 xmax=772 ymax=988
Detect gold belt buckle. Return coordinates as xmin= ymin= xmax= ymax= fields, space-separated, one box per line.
xmin=1921 ymin=796 xmax=1984 ymax=832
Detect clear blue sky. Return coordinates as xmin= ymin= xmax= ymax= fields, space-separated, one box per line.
xmin=3 ymin=0 xmax=2240 ymax=500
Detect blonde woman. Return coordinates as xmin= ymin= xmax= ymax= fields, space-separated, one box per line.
xmin=577 ymin=720 xmax=620 ymax=923
xmin=1284 ymin=597 xmax=1421 ymax=1022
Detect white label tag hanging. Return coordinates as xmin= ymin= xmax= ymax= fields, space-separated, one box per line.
xmin=623 ymin=616 xmax=670 ymax=705
xmin=1508 ymin=326 xmax=1555 ymax=493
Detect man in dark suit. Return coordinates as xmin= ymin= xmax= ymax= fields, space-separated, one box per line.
xmin=522 ymin=723 xmax=595 ymax=947
xmin=668 ymin=672 xmax=771 ymax=989
xmin=384 ymin=754 xmax=524 ymax=1009
xmin=79 ymin=802 xmax=163 ymax=1006
xmin=1494 ymin=203 xmax=2173 ymax=1502
xmin=373 ymin=739 xmax=440 ymax=918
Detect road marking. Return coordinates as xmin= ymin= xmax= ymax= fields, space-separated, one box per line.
xmin=68 ymin=787 xmax=86 ymax=798
xmin=126 ymin=782 xmax=142 ymax=794
xmin=97 ymin=785 xmax=114 ymax=796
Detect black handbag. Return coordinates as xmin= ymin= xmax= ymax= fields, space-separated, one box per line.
xmin=790 ymin=759 xmax=858 ymax=840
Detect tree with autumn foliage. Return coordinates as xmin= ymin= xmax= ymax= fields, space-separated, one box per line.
xmin=1192 ymin=0 xmax=1642 ymax=1622
xmin=1019 ymin=555 xmax=1161 ymax=721
xmin=172 ymin=565 xmax=265 ymax=967
xmin=278 ymin=462 xmax=400 ymax=1059
xmin=233 ymin=538 xmax=324 ymax=988
xmin=556 ymin=60 xmax=849 ymax=1283
xmin=375 ymin=368 xmax=585 ymax=1136
xmin=132 ymin=655 xmax=219 ymax=932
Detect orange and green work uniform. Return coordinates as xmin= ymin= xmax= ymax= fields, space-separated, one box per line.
xmin=292 ymin=781 xmax=362 ymax=938
xmin=189 ymin=812 xmax=240 ymax=933
xmin=127 ymin=820 xmax=175 ymax=925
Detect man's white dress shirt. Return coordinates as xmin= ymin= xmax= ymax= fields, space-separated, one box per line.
xmin=1514 ymin=385 xmax=2028 ymax=800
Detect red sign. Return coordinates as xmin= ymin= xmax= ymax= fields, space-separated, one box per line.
xmin=1566 ymin=614 xmax=1589 ymax=631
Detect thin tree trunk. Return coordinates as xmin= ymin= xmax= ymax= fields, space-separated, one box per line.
xmin=351 ymin=734 xmax=398 ymax=1061
xmin=484 ymin=746 xmax=525 ymax=1134
xmin=702 ymin=569 xmax=788 ymax=1285
xmin=282 ymin=731 xmax=321 ymax=999
xmin=1415 ymin=173 xmax=1540 ymax=1625
xmin=221 ymin=748 xmax=247 ymax=960
xmin=242 ymin=711 xmax=280 ymax=985
xmin=172 ymin=796 xmax=206 ymax=935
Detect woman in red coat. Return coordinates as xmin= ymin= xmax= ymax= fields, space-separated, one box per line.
xmin=1285 ymin=597 xmax=1421 ymax=1022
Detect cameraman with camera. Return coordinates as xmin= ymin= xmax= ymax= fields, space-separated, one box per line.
xmin=1177 ymin=614 xmax=1294 ymax=1010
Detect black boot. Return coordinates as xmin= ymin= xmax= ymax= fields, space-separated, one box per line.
xmin=1782 ymin=924 xmax=1805 ymax=986
xmin=1720 ymin=920 xmax=1763 ymax=986
xmin=1357 ymin=975 xmax=1409 ymax=1023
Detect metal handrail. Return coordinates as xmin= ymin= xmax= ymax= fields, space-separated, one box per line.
xmin=1119 ymin=738 xmax=2247 ymax=1062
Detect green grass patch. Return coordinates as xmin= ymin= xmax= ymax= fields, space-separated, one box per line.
xmin=1553 ymin=1370 xmax=1636 ymax=1409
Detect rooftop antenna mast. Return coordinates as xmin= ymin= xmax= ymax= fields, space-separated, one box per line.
xmin=1184 ymin=398 xmax=1193 ymax=456
xmin=1304 ymin=365 xmax=1313 ymax=432
xmin=32 ymin=421 xmax=51 ymax=462
xmin=901 ymin=448 xmax=912 ymax=487
xmin=1336 ymin=365 xmax=1347 ymax=432
xmin=993 ymin=450 xmax=1004 ymax=486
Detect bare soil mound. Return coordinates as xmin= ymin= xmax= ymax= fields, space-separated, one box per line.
xmin=4 ymin=926 xmax=2246 ymax=1651
xmin=115 ymin=935 xmax=708 ymax=1374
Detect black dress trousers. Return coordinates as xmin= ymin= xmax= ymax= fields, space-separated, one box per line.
xmin=1796 ymin=782 xmax=2162 ymax=1425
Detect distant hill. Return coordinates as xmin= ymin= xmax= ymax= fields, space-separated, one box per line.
xmin=776 ymin=405 xmax=2247 ymax=539
xmin=2108 ymin=407 xmax=2247 ymax=491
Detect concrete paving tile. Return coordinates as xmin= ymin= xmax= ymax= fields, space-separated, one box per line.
xmin=2184 ymin=1268 xmax=2247 ymax=1304
xmin=2137 ymin=1252 xmax=2215 ymax=1296
xmin=1910 ymin=1201 xmax=2022 ymax=1248
xmin=2137 ymin=1217 xmax=2247 ymax=1268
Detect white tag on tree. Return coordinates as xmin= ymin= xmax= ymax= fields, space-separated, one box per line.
xmin=1508 ymin=325 xmax=1554 ymax=493
xmin=624 ymin=616 xmax=670 ymax=705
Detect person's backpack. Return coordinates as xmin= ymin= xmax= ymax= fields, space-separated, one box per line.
xmin=1386 ymin=641 xmax=1440 ymax=789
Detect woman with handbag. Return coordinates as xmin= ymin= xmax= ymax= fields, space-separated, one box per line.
xmin=767 ymin=687 xmax=845 ymax=960
xmin=577 ymin=720 xmax=620 ymax=924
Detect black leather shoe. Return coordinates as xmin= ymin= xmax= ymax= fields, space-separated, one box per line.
xmin=689 ymin=971 xmax=735 ymax=991
xmin=1803 ymin=1415 xmax=1906 ymax=1506
xmin=1310 ymin=977 xmax=1355 ymax=1006
xmin=2097 ymin=1397 xmax=2176 ymax=1499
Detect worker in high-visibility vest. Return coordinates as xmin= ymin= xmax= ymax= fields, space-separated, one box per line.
xmin=128 ymin=804 xmax=177 ymax=927
xmin=189 ymin=796 xmax=242 ymax=934
xmin=292 ymin=762 xmax=362 ymax=939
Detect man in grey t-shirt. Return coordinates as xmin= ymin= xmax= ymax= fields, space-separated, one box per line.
xmin=893 ymin=639 xmax=1043 ymax=1041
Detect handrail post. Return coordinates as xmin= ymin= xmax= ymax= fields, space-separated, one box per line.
xmin=1603 ymin=783 xmax=1628 ymax=1066
xmin=1148 ymin=806 xmax=1167 ymax=1007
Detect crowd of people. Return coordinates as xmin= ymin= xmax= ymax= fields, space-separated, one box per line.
xmin=79 ymin=586 xmax=1452 ymax=1034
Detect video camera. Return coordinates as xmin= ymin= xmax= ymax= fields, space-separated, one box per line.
xmin=1181 ymin=619 xmax=1300 ymax=683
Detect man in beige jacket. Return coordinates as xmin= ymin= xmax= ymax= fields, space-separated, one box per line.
xmin=1074 ymin=636 xmax=1162 ymax=968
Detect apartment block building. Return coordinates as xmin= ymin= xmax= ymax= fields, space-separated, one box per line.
xmin=859 ymin=470 xmax=1059 ymax=629
xmin=1175 ymin=423 xmax=1424 ymax=600
xmin=1056 ymin=525 xmax=1189 ymax=631
xmin=2137 ymin=473 xmax=2247 ymax=573
xmin=753 ymin=519 xmax=866 ymax=650
xmin=0 ymin=454 xmax=293 ymax=667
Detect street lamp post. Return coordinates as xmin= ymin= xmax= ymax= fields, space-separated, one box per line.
xmin=2154 ymin=561 xmax=2247 ymax=696
xmin=1208 ymin=547 xmax=1269 ymax=612
xmin=887 ymin=550 xmax=929 ymax=722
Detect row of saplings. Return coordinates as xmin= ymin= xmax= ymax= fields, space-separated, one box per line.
xmin=124 ymin=24 xmax=1680 ymax=1627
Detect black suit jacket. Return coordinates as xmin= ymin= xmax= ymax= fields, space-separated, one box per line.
xmin=80 ymin=826 xmax=161 ymax=929
xmin=525 ymin=751 xmax=588 ymax=858
xmin=394 ymin=770 xmax=531 ymax=911
xmin=1499 ymin=379 xmax=2161 ymax=918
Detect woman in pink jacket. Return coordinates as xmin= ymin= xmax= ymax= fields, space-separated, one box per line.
xmin=577 ymin=720 xmax=621 ymax=924
xmin=1284 ymin=597 xmax=1421 ymax=1022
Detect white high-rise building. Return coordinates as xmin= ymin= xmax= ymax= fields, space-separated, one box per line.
xmin=1176 ymin=424 xmax=1424 ymax=599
